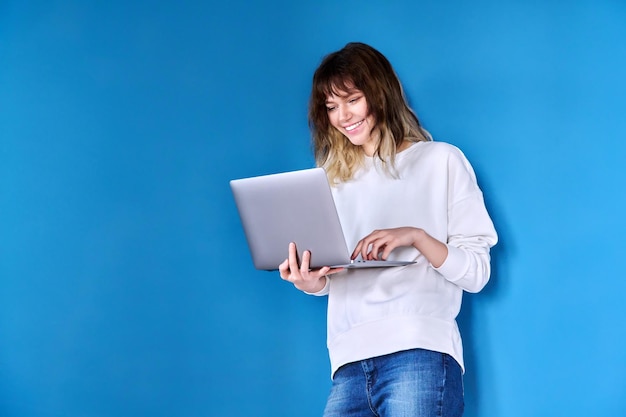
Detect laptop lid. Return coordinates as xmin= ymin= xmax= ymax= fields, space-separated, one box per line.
xmin=230 ymin=168 xmax=415 ymax=271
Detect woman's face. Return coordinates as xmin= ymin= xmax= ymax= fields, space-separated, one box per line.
xmin=325 ymin=88 xmax=377 ymax=156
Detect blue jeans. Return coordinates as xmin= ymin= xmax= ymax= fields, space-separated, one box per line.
xmin=323 ymin=349 xmax=464 ymax=417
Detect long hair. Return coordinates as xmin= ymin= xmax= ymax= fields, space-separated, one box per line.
xmin=309 ymin=42 xmax=431 ymax=183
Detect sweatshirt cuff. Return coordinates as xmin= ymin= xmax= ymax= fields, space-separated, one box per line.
xmin=432 ymin=244 xmax=469 ymax=282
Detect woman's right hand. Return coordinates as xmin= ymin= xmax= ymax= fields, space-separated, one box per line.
xmin=278 ymin=242 xmax=343 ymax=293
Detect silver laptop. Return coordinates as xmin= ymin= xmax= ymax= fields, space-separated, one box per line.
xmin=230 ymin=167 xmax=416 ymax=271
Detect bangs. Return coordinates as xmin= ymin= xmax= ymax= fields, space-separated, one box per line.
xmin=315 ymin=71 xmax=360 ymax=102
xmin=325 ymin=77 xmax=358 ymax=98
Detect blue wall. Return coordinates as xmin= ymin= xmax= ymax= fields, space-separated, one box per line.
xmin=2 ymin=1 xmax=625 ymax=416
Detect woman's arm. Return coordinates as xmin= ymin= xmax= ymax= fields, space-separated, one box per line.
xmin=352 ymin=227 xmax=448 ymax=267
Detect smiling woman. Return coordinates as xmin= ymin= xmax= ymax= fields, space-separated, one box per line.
xmin=278 ymin=42 xmax=498 ymax=417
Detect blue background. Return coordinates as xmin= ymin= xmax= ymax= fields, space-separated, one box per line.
xmin=2 ymin=1 xmax=625 ymax=416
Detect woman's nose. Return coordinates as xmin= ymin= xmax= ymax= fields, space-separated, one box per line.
xmin=338 ymin=105 xmax=351 ymax=122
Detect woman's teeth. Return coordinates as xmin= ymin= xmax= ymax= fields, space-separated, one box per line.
xmin=345 ymin=120 xmax=364 ymax=132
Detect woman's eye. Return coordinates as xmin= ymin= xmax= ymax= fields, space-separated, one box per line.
xmin=326 ymin=106 xmax=337 ymax=112
xmin=349 ymin=96 xmax=361 ymax=103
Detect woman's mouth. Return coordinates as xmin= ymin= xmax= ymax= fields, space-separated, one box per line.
xmin=344 ymin=120 xmax=364 ymax=132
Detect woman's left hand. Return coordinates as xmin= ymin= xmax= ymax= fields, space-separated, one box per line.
xmin=352 ymin=227 xmax=448 ymax=268
xmin=352 ymin=227 xmax=419 ymax=261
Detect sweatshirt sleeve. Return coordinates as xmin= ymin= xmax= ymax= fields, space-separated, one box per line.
xmin=433 ymin=147 xmax=498 ymax=293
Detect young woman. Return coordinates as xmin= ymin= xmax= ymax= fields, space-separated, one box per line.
xmin=278 ymin=42 xmax=498 ymax=417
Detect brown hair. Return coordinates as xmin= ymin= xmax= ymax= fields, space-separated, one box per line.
xmin=309 ymin=42 xmax=430 ymax=183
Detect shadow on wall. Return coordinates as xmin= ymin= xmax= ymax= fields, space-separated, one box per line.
xmin=456 ymin=171 xmax=513 ymax=417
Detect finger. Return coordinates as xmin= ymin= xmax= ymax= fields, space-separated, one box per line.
xmin=367 ymin=235 xmax=390 ymax=260
xmin=376 ymin=244 xmax=388 ymax=260
xmin=316 ymin=266 xmax=330 ymax=276
xmin=318 ymin=266 xmax=345 ymax=277
xmin=351 ymin=240 xmax=363 ymax=260
xmin=300 ymin=250 xmax=311 ymax=274
xmin=278 ymin=258 xmax=289 ymax=278
xmin=325 ymin=266 xmax=345 ymax=275
xmin=362 ymin=238 xmax=376 ymax=260
xmin=381 ymin=243 xmax=396 ymax=260
xmin=370 ymin=240 xmax=386 ymax=260
xmin=359 ymin=236 xmax=370 ymax=259
xmin=288 ymin=242 xmax=300 ymax=270
xmin=363 ymin=230 xmax=384 ymax=259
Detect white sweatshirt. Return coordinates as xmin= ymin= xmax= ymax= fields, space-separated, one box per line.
xmin=311 ymin=141 xmax=498 ymax=378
